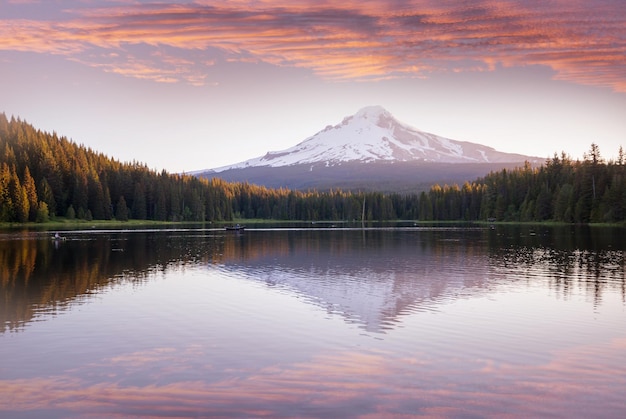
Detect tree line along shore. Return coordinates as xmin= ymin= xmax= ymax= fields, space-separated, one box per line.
xmin=1 ymin=113 xmax=625 ymax=225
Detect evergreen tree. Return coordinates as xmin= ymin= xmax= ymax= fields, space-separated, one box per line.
xmin=38 ymin=177 xmax=56 ymax=217
xmin=35 ymin=201 xmax=49 ymax=223
xmin=553 ymin=184 xmax=574 ymax=222
xmin=116 ymin=196 xmax=129 ymax=221
xmin=23 ymin=167 xmax=38 ymax=221
xmin=132 ymin=182 xmax=147 ymax=219
xmin=8 ymin=166 xmax=29 ymax=222
xmin=87 ymin=173 xmax=105 ymax=220
xmin=66 ymin=205 xmax=76 ymax=220
xmin=0 ymin=163 xmax=11 ymax=221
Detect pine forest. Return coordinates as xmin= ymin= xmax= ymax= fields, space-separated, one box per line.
xmin=1 ymin=113 xmax=625 ymax=224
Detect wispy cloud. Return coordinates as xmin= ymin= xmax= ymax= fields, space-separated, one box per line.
xmin=0 ymin=0 xmax=624 ymax=90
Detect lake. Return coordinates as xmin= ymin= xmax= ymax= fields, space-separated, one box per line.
xmin=1 ymin=225 xmax=625 ymax=418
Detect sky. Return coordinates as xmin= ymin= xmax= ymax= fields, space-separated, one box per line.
xmin=1 ymin=0 xmax=625 ymax=173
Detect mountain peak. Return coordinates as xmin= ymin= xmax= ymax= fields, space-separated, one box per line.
xmin=354 ymin=105 xmax=391 ymax=119
xmin=211 ymin=107 xmax=538 ymax=172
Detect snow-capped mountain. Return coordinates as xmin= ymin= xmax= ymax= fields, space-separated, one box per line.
xmin=212 ymin=105 xmax=535 ymax=172
xmin=197 ymin=106 xmax=539 ymax=192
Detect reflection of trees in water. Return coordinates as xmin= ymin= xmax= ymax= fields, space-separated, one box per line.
xmin=0 ymin=232 xmax=227 ymax=333
xmin=1 ymin=228 xmax=490 ymax=334
xmin=556 ymin=249 xmax=626 ymax=307
xmin=489 ymin=244 xmax=625 ymax=307
xmin=3 ymin=227 xmax=625 ymax=333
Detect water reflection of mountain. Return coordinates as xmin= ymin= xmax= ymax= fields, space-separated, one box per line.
xmin=216 ymin=228 xmax=626 ymax=332
xmin=216 ymin=229 xmax=492 ymax=333
xmin=2 ymin=227 xmax=624 ymax=334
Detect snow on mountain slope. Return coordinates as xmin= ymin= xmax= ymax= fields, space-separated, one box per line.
xmin=212 ymin=106 xmax=535 ymax=172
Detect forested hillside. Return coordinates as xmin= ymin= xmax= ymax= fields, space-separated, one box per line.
xmin=475 ymin=146 xmax=626 ymax=223
xmin=0 ymin=114 xmax=235 ymax=223
xmin=1 ymin=114 xmax=624 ymax=224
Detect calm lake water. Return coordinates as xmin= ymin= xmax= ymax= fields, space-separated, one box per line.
xmin=1 ymin=225 xmax=625 ymax=418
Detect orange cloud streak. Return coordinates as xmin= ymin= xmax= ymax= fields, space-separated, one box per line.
xmin=0 ymin=1 xmax=624 ymax=90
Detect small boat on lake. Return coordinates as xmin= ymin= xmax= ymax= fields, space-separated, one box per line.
xmin=225 ymin=224 xmax=245 ymax=231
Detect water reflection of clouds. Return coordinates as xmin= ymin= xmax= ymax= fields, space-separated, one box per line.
xmin=2 ymin=228 xmax=625 ymax=417
xmin=1 ymin=338 xmax=625 ymax=418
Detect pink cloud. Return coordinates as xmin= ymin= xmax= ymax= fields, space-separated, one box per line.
xmin=0 ymin=1 xmax=624 ymax=90
xmin=1 ymin=338 xmax=625 ymax=417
